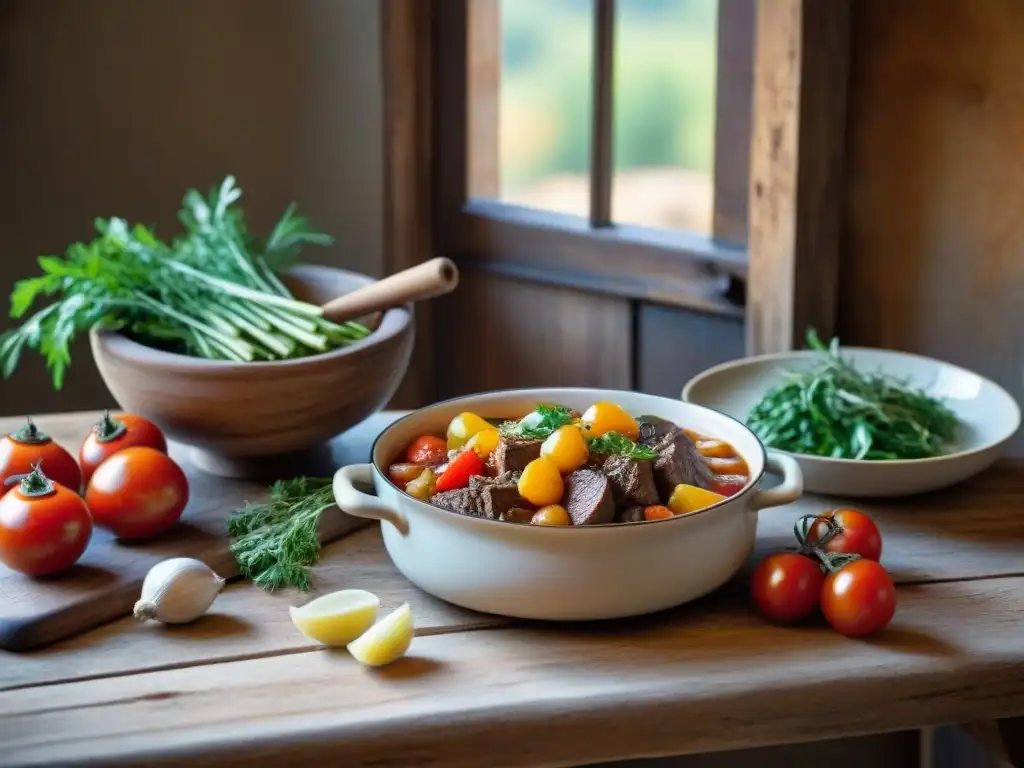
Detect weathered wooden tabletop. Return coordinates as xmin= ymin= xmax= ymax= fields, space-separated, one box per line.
xmin=2 ymin=410 xmax=1024 ymax=768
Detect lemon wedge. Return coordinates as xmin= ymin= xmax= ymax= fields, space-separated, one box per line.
xmin=289 ymin=589 xmax=380 ymax=647
xmin=347 ymin=602 xmax=414 ymax=667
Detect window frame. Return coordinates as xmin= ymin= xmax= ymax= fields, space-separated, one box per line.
xmin=382 ymin=0 xmax=850 ymax=357
xmin=431 ymin=0 xmax=750 ymax=318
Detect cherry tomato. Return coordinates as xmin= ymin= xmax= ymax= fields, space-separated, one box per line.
xmin=79 ymin=411 xmax=167 ymax=486
xmin=820 ymin=558 xmax=896 ymax=637
xmin=0 ymin=417 xmax=82 ymax=496
xmin=0 ymin=466 xmax=92 ymax=576
xmin=809 ymin=508 xmax=883 ymax=562
xmin=85 ymin=447 xmax=189 ymax=539
xmin=434 ymin=449 xmax=486 ymax=493
xmin=750 ymin=552 xmax=825 ymax=623
xmin=405 ymin=435 xmax=448 ymax=465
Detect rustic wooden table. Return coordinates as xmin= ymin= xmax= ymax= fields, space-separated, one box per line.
xmin=2 ymin=410 xmax=1024 ymax=767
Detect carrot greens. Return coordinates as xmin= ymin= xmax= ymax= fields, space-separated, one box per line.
xmin=0 ymin=176 xmax=371 ymax=389
xmin=746 ymin=330 xmax=960 ymax=460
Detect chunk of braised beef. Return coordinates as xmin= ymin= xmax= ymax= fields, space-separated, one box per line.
xmin=477 ymin=484 xmax=521 ymax=520
xmin=651 ymin=429 xmax=714 ymax=496
xmin=466 ymin=473 xmax=524 ymax=519
xmin=431 ymin=488 xmax=479 ymax=517
xmin=616 ymin=505 xmax=646 ymax=523
xmin=637 ymin=415 xmax=679 ymax=448
xmin=494 ymin=437 xmax=542 ymax=475
xmin=600 ymin=455 xmax=660 ymax=507
xmin=501 ymin=506 xmax=536 ymax=524
xmin=562 ymin=469 xmax=615 ymax=526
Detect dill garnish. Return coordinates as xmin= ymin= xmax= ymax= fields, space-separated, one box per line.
xmin=498 ymin=403 xmax=576 ymax=440
xmin=227 ymin=476 xmax=335 ymax=591
xmin=585 ymin=432 xmax=657 ymax=459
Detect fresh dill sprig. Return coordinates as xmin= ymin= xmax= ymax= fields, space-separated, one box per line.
xmin=498 ymin=403 xmax=576 ymax=440
xmin=227 ymin=476 xmax=336 ymax=592
xmin=586 ymin=432 xmax=657 ymax=459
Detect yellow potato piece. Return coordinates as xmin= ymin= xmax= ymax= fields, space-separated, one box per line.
xmin=540 ymin=425 xmax=589 ymax=473
xmin=466 ymin=427 xmax=500 ymax=459
xmin=580 ymin=401 xmax=640 ymax=440
xmin=446 ymin=412 xmax=493 ymax=451
xmin=289 ymin=589 xmax=380 ymax=647
xmin=667 ymin=484 xmax=726 ymax=515
xmin=518 ymin=456 xmax=564 ymax=506
xmin=531 ymin=504 xmax=571 ymax=526
xmin=347 ymin=602 xmax=415 ymax=667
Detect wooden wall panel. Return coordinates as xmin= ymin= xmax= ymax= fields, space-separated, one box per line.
xmin=637 ymin=306 xmax=744 ymax=399
xmin=840 ymin=0 xmax=1024 ymax=455
xmin=435 ymin=271 xmax=632 ymax=398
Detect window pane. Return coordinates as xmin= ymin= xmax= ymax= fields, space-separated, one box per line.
xmin=467 ymin=0 xmax=594 ymax=217
xmin=612 ymin=0 xmax=717 ymax=233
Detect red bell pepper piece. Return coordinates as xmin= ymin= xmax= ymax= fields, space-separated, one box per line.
xmin=434 ymin=448 xmax=486 ymax=492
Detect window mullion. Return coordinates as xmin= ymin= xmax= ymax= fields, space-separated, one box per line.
xmin=589 ymin=0 xmax=616 ymax=229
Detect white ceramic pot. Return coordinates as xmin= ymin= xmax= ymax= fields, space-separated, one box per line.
xmin=333 ymin=388 xmax=803 ymax=621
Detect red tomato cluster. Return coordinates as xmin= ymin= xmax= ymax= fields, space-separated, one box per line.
xmin=750 ymin=509 xmax=896 ymax=638
xmin=0 ymin=412 xmax=188 ymax=577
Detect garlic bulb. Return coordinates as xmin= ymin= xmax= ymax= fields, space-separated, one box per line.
xmin=134 ymin=557 xmax=226 ymax=624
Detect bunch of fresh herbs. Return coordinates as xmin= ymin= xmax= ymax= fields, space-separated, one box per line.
xmin=746 ymin=329 xmax=960 ymax=460
xmin=0 ymin=176 xmax=370 ymax=389
xmin=227 ymin=476 xmax=336 ymax=591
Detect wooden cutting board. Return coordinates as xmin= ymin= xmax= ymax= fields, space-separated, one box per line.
xmin=0 ymin=411 xmax=397 ymax=652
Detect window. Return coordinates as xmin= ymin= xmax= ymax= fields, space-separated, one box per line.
xmin=433 ymin=0 xmax=752 ymax=317
xmin=382 ymin=0 xmax=851 ymax=383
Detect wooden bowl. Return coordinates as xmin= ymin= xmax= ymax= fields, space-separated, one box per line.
xmin=89 ymin=264 xmax=414 ymax=478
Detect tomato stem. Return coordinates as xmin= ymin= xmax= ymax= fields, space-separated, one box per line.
xmin=11 ymin=416 xmax=52 ymax=445
xmin=793 ymin=513 xmax=860 ymax=573
xmin=19 ymin=462 xmax=55 ymax=497
xmin=793 ymin=513 xmax=839 ymax=550
xmin=94 ymin=410 xmax=127 ymax=443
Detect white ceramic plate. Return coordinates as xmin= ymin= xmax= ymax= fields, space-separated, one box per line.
xmin=682 ymin=348 xmax=1021 ymax=497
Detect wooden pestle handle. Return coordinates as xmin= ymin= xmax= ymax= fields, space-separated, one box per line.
xmin=320 ymin=257 xmax=459 ymax=324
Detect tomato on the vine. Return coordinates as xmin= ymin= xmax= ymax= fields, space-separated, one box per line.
xmin=85 ymin=447 xmax=189 ymax=539
xmin=750 ymin=552 xmax=825 ymax=623
xmin=820 ymin=558 xmax=896 ymax=637
xmin=405 ymin=435 xmax=448 ymax=465
xmin=808 ymin=508 xmax=883 ymax=562
xmin=0 ymin=417 xmax=82 ymax=496
xmin=0 ymin=466 xmax=93 ymax=576
xmin=79 ymin=411 xmax=167 ymax=486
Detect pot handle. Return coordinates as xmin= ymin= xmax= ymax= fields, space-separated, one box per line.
xmin=332 ymin=464 xmax=409 ymax=535
xmin=748 ymin=451 xmax=803 ymax=512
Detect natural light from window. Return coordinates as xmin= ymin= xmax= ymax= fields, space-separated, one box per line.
xmin=484 ymin=0 xmax=718 ymax=234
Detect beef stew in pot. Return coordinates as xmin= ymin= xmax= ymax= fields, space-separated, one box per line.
xmin=387 ymin=401 xmax=751 ymax=526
